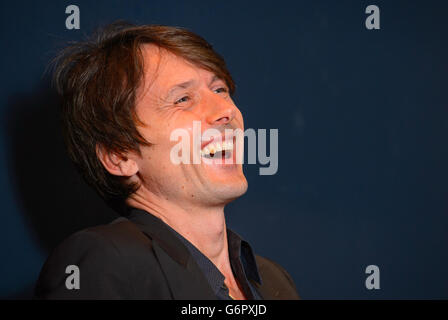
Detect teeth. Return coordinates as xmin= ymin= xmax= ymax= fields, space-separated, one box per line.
xmin=200 ymin=140 xmax=233 ymax=156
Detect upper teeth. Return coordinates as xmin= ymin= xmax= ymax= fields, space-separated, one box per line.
xmin=201 ymin=141 xmax=234 ymax=156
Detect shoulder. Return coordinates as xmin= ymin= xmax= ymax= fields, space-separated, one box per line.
xmin=75 ymin=217 xmax=154 ymax=255
xmin=42 ymin=217 xmax=155 ymax=269
xmin=255 ymin=255 xmax=301 ymax=300
xmin=35 ymin=217 xmax=164 ymax=299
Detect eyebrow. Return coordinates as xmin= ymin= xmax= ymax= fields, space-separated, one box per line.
xmin=164 ymin=75 xmax=223 ymax=101
xmin=164 ymin=80 xmax=196 ymax=101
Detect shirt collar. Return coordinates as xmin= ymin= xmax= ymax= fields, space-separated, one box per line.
xmin=227 ymin=228 xmax=262 ymax=285
xmin=168 ymin=225 xmax=262 ymax=295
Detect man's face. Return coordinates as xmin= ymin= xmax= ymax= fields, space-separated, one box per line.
xmin=131 ymin=44 xmax=247 ymax=207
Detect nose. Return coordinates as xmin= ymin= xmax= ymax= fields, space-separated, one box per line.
xmin=204 ymin=92 xmax=237 ymax=127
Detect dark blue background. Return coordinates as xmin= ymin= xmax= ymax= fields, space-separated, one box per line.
xmin=1 ymin=0 xmax=447 ymax=299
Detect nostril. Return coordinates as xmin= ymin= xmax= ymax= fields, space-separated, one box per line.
xmin=215 ymin=116 xmax=230 ymax=124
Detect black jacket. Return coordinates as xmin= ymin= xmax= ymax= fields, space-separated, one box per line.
xmin=35 ymin=208 xmax=300 ymax=299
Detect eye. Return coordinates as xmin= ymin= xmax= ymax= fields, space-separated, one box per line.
xmin=174 ymin=96 xmax=190 ymax=104
xmin=214 ymin=87 xmax=228 ymax=94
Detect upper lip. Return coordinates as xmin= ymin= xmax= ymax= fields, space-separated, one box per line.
xmin=201 ymin=131 xmax=234 ymax=150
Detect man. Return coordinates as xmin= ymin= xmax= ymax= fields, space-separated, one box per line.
xmin=35 ymin=21 xmax=299 ymax=300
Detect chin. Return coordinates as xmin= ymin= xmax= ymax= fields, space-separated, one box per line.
xmin=212 ymin=177 xmax=248 ymax=203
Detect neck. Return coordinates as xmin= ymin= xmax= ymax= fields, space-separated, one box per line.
xmin=126 ymin=189 xmax=234 ymax=277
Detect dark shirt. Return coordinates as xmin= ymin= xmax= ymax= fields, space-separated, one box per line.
xmin=167 ymin=225 xmax=263 ymax=300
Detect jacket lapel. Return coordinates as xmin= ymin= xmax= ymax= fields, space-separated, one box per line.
xmin=127 ymin=208 xmax=216 ymax=300
xmin=152 ymin=241 xmax=216 ymax=299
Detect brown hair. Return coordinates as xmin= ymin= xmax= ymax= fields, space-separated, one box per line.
xmin=53 ymin=21 xmax=235 ymax=213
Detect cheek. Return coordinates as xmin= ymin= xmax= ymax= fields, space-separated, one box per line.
xmin=168 ymin=111 xmax=201 ymax=136
xmin=139 ymin=111 xmax=200 ymax=167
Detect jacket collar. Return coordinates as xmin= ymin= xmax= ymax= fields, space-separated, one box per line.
xmin=126 ymin=206 xmax=191 ymax=267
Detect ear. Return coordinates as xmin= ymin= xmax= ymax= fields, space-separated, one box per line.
xmin=96 ymin=144 xmax=139 ymax=177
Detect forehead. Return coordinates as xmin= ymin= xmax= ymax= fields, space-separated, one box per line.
xmin=139 ymin=44 xmax=214 ymax=96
